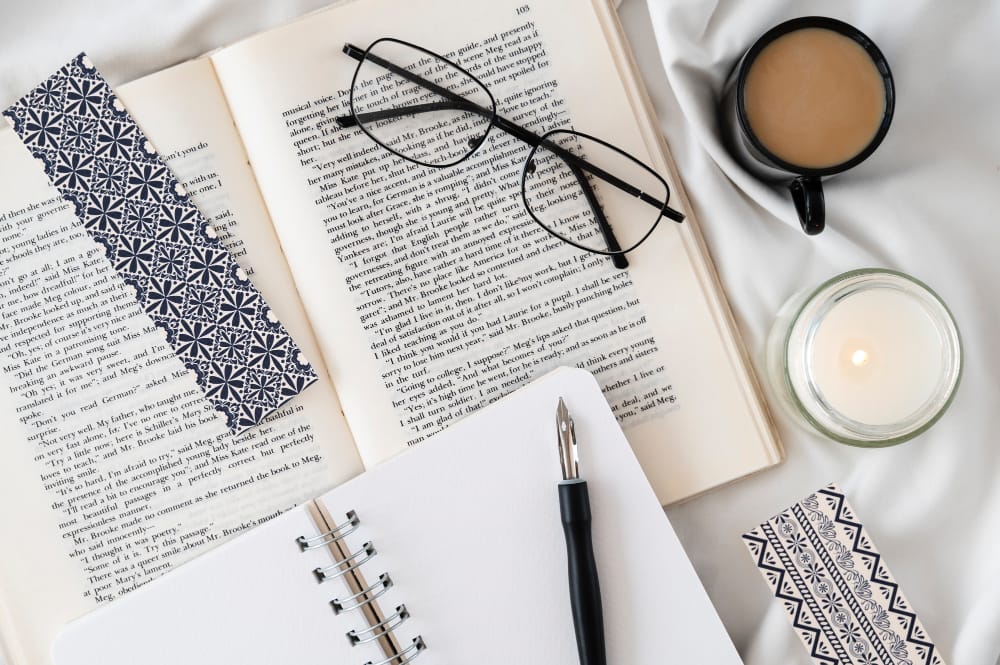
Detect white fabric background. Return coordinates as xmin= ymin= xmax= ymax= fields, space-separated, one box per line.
xmin=622 ymin=2 xmax=1000 ymax=664
xmin=1 ymin=1 xmax=998 ymax=664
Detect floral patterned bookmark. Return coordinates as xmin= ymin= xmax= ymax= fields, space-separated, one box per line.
xmin=743 ymin=484 xmax=946 ymax=665
xmin=3 ymin=54 xmax=316 ymax=434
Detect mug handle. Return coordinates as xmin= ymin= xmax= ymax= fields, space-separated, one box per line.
xmin=789 ymin=176 xmax=825 ymax=235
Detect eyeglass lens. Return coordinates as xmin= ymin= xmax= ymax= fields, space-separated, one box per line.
xmin=352 ymin=39 xmax=495 ymax=167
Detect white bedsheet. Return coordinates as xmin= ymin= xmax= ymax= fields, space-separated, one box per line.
xmin=622 ymin=1 xmax=1000 ymax=664
xmin=1 ymin=1 xmax=998 ymax=664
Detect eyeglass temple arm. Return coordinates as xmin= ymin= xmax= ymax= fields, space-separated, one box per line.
xmin=337 ymin=100 xmax=489 ymax=127
xmin=338 ymin=44 xmax=685 ymax=225
xmin=569 ymin=163 xmax=628 ymax=269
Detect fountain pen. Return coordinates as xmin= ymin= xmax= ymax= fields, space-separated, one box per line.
xmin=556 ymin=398 xmax=607 ymax=665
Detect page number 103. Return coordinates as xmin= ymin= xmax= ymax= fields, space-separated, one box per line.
xmin=516 ymin=5 xmax=531 ymax=15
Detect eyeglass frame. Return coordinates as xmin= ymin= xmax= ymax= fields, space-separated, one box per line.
xmin=335 ymin=37 xmax=685 ymax=269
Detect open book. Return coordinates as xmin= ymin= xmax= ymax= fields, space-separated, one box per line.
xmin=0 ymin=0 xmax=779 ymax=662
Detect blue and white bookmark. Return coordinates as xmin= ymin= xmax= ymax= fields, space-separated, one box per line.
xmin=3 ymin=54 xmax=316 ymax=434
xmin=743 ymin=484 xmax=946 ymax=665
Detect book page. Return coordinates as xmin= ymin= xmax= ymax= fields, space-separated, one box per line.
xmin=211 ymin=0 xmax=779 ymax=502
xmin=0 ymin=58 xmax=362 ymax=665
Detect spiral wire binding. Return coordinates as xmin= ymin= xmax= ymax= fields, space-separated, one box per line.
xmin=332 ymin=573 xmax=393 ymax=614
xmin=297 ymin=511 xmax=425 ymax=664
xmin=348 ymin=605 xmax=410 ymax=645
xmin=365 ymin=637 xmax=426 ymax=665
xmin=315 ymin=542 xmax=377 ymax=583
xmin=297 ymin=510 xmax=360 ymax=550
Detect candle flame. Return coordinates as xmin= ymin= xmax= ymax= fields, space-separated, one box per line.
xmin=851 ymin=349 xmax=869 ymax=367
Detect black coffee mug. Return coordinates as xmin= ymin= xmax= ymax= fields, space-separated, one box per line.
xmin=720 ymin=17 xmax=894 ymax=235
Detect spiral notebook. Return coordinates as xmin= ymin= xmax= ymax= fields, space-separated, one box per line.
xmin=50 ymin=368 xmax=742 ymax=665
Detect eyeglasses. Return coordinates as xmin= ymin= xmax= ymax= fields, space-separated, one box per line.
xmin=335 ymin=38 xmax=684 ymax=269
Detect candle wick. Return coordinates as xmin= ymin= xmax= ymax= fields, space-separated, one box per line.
xmin=851 ymin=349 xmax=869 ymax=367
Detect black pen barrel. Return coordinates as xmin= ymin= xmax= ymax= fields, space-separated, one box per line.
xmin=559 ymin=480 xmax=607 ymax=665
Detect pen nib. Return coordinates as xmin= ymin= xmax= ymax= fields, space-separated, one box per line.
xmin=556 ymin=397 xmax=579 ymax=480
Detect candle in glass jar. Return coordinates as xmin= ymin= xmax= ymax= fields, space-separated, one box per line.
xmin=767 ymin=269 xmax=962 ymax=446
xmin=809 ymin=287 xmax=945 ymax=425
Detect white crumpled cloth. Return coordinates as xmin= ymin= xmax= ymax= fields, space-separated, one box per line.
xmin=1 ymin=1 xmax=999 ymax=664
xmin=618 ymin=0 xmax=1000 ymax=663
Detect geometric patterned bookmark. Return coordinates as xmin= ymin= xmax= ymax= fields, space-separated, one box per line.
xmin=3 ymin=53 xmax=316 ymax=434
xmin=743 ymin=484 xmax=946 ymax=665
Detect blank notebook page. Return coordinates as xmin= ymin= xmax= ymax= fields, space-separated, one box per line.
xmin=54 ymin=367 xmax=742 ymax=664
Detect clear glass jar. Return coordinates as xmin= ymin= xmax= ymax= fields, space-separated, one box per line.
xmin=765 ymin=269 xmax=962 ymax=446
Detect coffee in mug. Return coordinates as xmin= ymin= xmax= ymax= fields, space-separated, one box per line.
xmin=721 ymin=17 xmax=894 ymax=235
xmin=744 ymin=28 xmax=887 ymax=169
